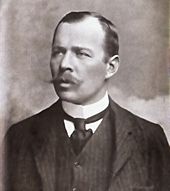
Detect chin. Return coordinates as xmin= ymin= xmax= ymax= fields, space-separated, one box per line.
xmin=56 ymin=91 xmax=80 ymax=104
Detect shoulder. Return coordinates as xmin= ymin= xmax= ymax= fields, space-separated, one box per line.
xmin=109 ymin=98 xmax=169 ymax=146
xmin=5 ymin=100 xmax=61 ymax=144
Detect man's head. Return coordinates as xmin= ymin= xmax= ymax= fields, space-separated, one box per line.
xmin=50 ymin=11 xmax=119 ymax=105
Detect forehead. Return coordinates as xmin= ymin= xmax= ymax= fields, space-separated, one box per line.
xmin=53 ymin=17 xmax=105 ymax=48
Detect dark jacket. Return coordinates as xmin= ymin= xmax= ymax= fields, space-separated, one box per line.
xmin=5 ymin=99 xmax=170 ymax=191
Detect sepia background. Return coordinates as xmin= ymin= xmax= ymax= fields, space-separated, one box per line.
xmin=0 ymin=0 xmax=169 ymax=189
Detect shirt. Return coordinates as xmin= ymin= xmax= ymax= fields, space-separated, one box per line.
xmin=62 ymin=92 xmax=109 ymax=137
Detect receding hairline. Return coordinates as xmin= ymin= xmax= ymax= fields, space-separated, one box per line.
xmin=55 ymin=16 xmax=106 ymax=39
xmin=53 ymin=14 xmax=106 ymax=49
xmin=52 ymin=11 xmax=119 ymax=59
xmin=53 ymin=13 xmax=106 ymax=40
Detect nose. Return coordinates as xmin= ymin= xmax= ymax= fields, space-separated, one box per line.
xmin=60 ymin=51 xmax=73 ymax=71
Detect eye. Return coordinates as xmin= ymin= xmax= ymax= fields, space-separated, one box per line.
xmin=76 ymin=50 xmax=91 ymax=58
xmin=52 ymin=47 xmax=65 ymax=57
xmin=52 ymin=50 xmax=62 ymax=57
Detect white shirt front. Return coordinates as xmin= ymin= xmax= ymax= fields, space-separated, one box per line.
xmin=62 ymin=92 xmax=109 ymax=137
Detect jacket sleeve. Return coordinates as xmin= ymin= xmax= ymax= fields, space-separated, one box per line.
xmin=4 ymin=124 xmax=42 ymax=191
xmin=147 ymin=124 xmax=170 ymax=191
xmin=157 ymin=127 xmax=170 ymax=191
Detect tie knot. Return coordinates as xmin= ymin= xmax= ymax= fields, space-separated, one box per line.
xmin=62 ymin=107 xmax=109 ymax=155
xmin=74 ymin=118 xmax=86 ymax=131
xmin=62 ymin=106 xmax=109 ymax=125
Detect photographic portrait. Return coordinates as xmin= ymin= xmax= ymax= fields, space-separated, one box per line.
xmin=0 ymin=0 xmax=169 ymax=190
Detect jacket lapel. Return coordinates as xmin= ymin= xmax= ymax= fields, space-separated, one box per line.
xmin=31 ymin=101 xmax=65 ymax=191
xmin=109 ymin=99 xmax=140 ymax=179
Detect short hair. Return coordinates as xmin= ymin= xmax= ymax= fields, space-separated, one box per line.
xmin=52 ymin=11 xmax=119 ymax=60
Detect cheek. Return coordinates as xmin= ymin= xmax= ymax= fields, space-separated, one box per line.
xmin=87 ymin=65 xmax=106 ymax=81
xmin=80 ymin=67 xmax=106 ymax=91
xmin=50 ymin=60 xmax=59 ymax=75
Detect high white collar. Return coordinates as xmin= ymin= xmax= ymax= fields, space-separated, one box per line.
xmin=62 ymin=92 xmax=109 ymax=119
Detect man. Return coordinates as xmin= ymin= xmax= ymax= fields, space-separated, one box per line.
xmin=5 ymin=11 xmax=170 ymax=191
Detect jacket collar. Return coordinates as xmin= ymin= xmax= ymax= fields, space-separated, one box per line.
xmin=109 ymin=98 xmax=142 ymax=179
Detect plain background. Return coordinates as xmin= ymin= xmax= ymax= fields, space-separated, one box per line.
xmin=0 ymin=1 xmax=169 ymax=189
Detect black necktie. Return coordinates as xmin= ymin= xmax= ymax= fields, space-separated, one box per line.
xmin=63 ymin=107 xmax=108 ymax=155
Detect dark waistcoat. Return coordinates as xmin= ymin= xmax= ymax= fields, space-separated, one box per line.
xmin=55 ymin=108 xmax=115 ymax=191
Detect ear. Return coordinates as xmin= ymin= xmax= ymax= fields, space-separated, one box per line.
xmin=105 ymin=55 xmax=119 ymax=79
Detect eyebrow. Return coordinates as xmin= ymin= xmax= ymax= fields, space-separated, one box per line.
xmin=72 ymin=46 xmax=93 ymax=55
xmin=52 ymin=45 xmax=93 ymax=55
xmin=52 ymin=46 xmax=66 ymax=52
xmin=52 ymin=45 xmax=64 ymax=49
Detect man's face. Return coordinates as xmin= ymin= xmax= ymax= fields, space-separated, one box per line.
xmin=50 ymin=17 xmax=109 ymax=105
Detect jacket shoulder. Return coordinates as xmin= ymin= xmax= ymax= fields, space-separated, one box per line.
xmin=5 ymin=101 xmax=61 ymax=143
xmin=110 ymin=98 xmax=169 ymax=145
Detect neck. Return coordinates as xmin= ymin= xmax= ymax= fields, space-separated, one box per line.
xmin=62 ymin=92 xmax=109 ymax=119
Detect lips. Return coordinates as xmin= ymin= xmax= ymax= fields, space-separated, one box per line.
xmin=58 ymin=74 xmax=75 ymax=84
xmin=59 ymin=77 xmax=74 ymax=84
xmin=53 ymin=72 xmax=79 ymax=87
